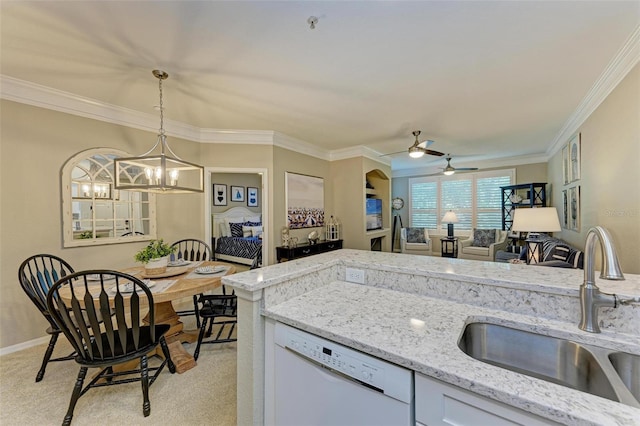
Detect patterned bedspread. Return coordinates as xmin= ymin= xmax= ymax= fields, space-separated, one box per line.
xmin=216 ymin=236 xmax=261 ymax=260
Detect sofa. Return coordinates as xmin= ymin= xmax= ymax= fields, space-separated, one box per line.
xmin=458 ymin=229 xmax=509 ymax=262
xmin=400 ymin=227 xmax=432 ymax=256
xmin=519 ymin=234 xmax=584 ymax=269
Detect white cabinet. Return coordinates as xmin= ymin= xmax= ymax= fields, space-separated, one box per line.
xmin=415 ymin=373 xmax=558 ymax=426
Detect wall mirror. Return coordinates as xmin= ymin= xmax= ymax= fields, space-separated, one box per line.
xmin=62 ymin=148 xmax=157 ymax=247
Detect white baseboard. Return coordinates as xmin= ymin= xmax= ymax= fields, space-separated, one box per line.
xmin=0 ymin=335 xmax=49 ymax=356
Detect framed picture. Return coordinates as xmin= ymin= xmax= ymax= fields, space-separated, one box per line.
xmin=568 ymin=186 xmax=580 ymax=232
xmin=562 ymin=189 xmax=569 ymax=229
xmin=213 ymin=184 xmax=227 ymax=206
xmin=231 ymin=186 xmax=245 ymax=202
xmin=285 ymin=172 xmax=325 ymax=229
xmin=247 ymin=187 xmax=259 ymax=207
xmin=562 ymin=145 xmax=570 ymax=185
xmin=569 ymin=133 xmax=581 ymax=182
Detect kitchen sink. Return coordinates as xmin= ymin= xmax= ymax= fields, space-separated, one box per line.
xmin=609 ymin=351 xmax=640 ymax=402
xmin=458 ymin=322 xmax=640 ymax=407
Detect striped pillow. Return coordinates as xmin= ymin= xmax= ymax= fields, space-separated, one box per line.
xmin=230 ymin=222 xmax=244 ymax=238
xmin=550 ymin=244 xmax=571 ymax=262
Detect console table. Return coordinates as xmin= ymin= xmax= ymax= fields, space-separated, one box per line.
xmin=276 ymin=240 xmax=343 ymax=262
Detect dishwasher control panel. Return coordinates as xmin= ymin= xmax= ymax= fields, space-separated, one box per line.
xmin=275 ymin=322 xmax=413 ymax=401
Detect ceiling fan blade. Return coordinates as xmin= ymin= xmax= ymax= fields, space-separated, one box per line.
xmin=455 ymin=167 xmax=479 ymax=171
xmin=420 ymin=148 xmax=446 ymax=157
xmin=379 ymin=150 xmax=406 ymax=157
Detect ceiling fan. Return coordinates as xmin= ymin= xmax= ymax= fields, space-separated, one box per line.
xmin=430 ymin=155 xmax=479 ymax=176
xmin=380 ymin=130 xmax=446 ymax=158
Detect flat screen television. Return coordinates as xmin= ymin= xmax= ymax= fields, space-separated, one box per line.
xmin=366 ymin=198 xmax=383 ymax=231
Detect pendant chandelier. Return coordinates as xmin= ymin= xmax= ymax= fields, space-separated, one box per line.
xmin=114 ymin=70 xmax=204 ymax=193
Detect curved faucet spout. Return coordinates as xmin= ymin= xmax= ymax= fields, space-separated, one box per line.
xmin=579 ymin=226 xmax=625 ymax=333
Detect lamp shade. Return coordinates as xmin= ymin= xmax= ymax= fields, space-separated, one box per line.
xmin=512 ymin=207 xmax=561 ymax=233
xmin=441 ymin=211 xmax=459 ymax=223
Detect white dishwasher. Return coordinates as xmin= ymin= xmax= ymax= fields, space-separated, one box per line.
xmin=273 ymin=322 xmax=414 ymax=426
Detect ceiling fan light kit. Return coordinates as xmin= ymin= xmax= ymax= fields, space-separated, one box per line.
xmin=406 ymin=130 xmax=445 ymax=158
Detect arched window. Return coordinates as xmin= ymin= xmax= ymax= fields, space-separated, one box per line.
xmin=62 ymin=148 xmax=157 ymax=247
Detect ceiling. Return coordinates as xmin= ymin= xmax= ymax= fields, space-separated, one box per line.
xmin=1 ymin=1 xmax=638 ymax=173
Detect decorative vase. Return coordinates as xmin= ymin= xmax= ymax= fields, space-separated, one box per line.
xmin=144 ymin=255 xmax=169 ymax=275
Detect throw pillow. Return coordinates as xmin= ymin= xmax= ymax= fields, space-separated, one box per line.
xmin=224 ymin=217 xmax=245 ymax=236
xmin=406 ymin=228 xmax=426 ymax=243
xmin=548 ymin=244 xmax=571 ymax=262
xmin=472 ymin=229 xmax=496 ymax=247
xmin=246 ymin=215 xmax=261 ymax=223
xmin=251 ymin=226 xmax=263 ymax=238
xmin=230 ymin=222 xmax=244 ymax=238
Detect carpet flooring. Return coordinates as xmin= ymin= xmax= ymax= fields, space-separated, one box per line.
xmin=0 ymin=314 xmax=237 ymax=425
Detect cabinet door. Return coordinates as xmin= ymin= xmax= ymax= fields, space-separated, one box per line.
xmin=415 ymin=374 xmax=558 ymax=426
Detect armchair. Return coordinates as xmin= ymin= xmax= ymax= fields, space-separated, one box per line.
xmin=458 ymin=229 xmax=508 ymax=262
xmin=400 ymin=227 xmax=432 ymax=256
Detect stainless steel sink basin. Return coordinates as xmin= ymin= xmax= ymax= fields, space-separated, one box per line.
xmin=609 ymin=351 xmax=640 ymax=402
xmin=458 ymin=322 xmax=640 ymax=407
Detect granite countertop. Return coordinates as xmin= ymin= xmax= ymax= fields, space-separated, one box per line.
xmin=263 ymin=280 xmax=640 ymax=426
xmin=223 ymin=249 xmax=640 ymax=425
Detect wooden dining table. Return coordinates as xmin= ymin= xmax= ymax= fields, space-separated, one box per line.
xmin=60 ymin=260 xmax=236 ymax=374
xmin=119 ymin=260 xmax=236 ymax=373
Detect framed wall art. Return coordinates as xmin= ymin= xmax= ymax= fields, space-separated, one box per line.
xmin=562 ymin=145 xmax=570 ymax=185
xmin=568 ymin=185 xmax=580 ymax=232
xmin=231 ymin=186 xmax=245 ymax=202
xmin=247 ymin=187 xmax=259 ymax=207
xmin=285 ymin=172 xmax=324 ymax=229
xmin=213 ymin=184 xmax=227 ymax=206
xmin=562 ymin=189 xmax=569 ymax=229
xmin=569 ymin=133 xmax=581 ymax=182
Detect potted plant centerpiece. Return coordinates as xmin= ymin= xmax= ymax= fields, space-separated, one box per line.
xmin=134 ymin=239 xmax=176 ymax=275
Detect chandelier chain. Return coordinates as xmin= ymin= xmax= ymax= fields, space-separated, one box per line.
xmin=158 ymin=76 xmax=164 ymax=136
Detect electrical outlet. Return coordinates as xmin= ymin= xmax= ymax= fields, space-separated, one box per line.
xmin=345 ymin=267 xmax=365 ymax=284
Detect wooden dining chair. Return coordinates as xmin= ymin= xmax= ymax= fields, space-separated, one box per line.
xmin=170 ymin=238 xmax=213 ymax=327
xmin=47 ymin=270 xmax=175 ymax=425
xmin=193 ymin=292 xmax=237 ymax=361
xmin=18 ymin=254 xmax=77 ymax=382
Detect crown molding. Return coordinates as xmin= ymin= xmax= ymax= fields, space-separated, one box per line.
xmin=273 ymin=132 xmax=330 ymax=161
xmin=198 ymin=128 xmax=276 ymax=144
xmin=330 ymin=145 xmax=391 ymax=166
xmin=547 ymin=25 xmax=640 ymax=157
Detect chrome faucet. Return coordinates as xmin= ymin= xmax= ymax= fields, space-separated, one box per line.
xmin=579 ymin=226 xmax=625 ymax=333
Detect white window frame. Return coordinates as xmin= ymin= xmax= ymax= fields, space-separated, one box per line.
xmin=409 ymin=168 xmax=515 ymax=236
xmin=61 ymin=148 xmax=157 ymax=247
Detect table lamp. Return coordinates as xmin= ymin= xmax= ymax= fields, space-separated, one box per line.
xmin=441 ymin=210 xmax=459 ymax=238
xmin=511 ymin=207 xmax=561 ymax=264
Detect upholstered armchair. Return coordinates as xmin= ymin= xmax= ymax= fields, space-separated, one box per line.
xmin=400 ymin=227 xmax=432 ymax=256
xmin=458 ymin=229 xmax=509 ymax=262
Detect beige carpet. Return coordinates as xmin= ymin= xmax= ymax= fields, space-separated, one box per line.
xmin=0 ymin=315 xmax=237 ymax=425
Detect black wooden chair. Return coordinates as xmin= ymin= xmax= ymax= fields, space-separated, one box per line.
xmin=193 ymin=290 xmax=237 ymax=361
xmin=192 ymin=245 xmax=258 ymax=360
xmin=18 ymin=254 xmax=77 ymax=382
xmin=170 ymin=239 xmax=213 ymax=327
xmin=46 ymin=270 xmax=176 ymax=425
